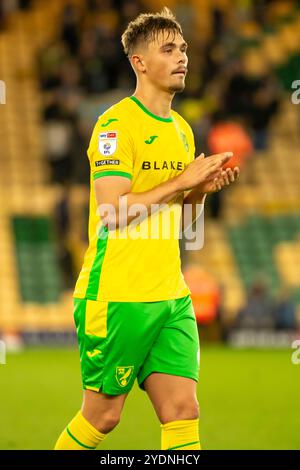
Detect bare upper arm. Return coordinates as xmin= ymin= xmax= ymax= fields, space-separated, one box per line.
xmin=94 ymin=175 xmax=132 ymax=208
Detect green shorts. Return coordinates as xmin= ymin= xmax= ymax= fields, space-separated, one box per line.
xmin=73 ymin=294 xmax=200 ymax=396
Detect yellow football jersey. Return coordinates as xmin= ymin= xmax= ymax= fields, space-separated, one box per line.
xmin=73 ymin=95 xmax=195 ymax=301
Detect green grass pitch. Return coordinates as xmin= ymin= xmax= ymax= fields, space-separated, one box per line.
xmin=0 ymin=345 xmax=299 ymax=449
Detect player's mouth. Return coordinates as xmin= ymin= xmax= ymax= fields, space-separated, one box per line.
xmin=172 ymin=68 xmax=187 ymax=76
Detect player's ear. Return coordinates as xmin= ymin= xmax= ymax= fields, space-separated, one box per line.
xmin=131 ymin=54 xmax=146 ymax=73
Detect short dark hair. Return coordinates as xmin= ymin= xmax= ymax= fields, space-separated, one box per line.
xmin=121 ymin=7 xmax=183 ymax=58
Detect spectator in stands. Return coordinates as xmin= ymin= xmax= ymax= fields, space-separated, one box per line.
xmin=224 ymin=56 xmax=279 ymax=150
xmin=54 ymin=183 xmax=76 ymax=290
xmin=249 ymin=78 xmax=279 ymax=150
xmin=0 ymin=0 xmax=17 ymax=30
xmin=236 ymin=277 xmax=275 ymax=329
xmin=60 ymin=2 xmax=81 ymax=56
xmin=78 ymin=30 xmax=107 ymax=93
xmin=43 ymin=89 xmax=78 ymax=184
xmin=273 ymin=287 xmax=298 ymax=331
xmin=0 ymin=2 xmax=5 ymax=30
xmin=0 ymin=0 xmax=33 ymax=30
xmin=19 ymin=0 xmax=32 ymax=9
xmin=207 ymin=109 xmax=253 ymax=218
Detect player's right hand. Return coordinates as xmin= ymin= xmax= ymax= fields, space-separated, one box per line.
xmin=176 ymin=151 xmax=233 ymax=191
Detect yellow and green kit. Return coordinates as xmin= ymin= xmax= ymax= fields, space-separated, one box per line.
xmin=73 ymin=95 xmax=200 ymax=394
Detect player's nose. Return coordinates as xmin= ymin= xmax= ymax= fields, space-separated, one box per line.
xmin=177 ymin=54 xmax=188 ymax=67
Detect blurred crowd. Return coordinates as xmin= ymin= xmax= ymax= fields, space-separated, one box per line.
xmin=35 ymin=0 xmax=288 ymax=217
xmin=187 ymin=267 xmax=298 ymax=335
xmin=1 ymin=0 xmax=299 ymax=339
xmin=39 ymin=0 xmax=145 ymax=186
xmin=31 ymin=0 xmax=299 ymax=333
xmin=0 ymin=0 xmax=32 ymax=29
xmin=235 ymin=278 xmax=298 ymax=331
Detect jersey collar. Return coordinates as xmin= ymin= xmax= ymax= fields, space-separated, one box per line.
xmin=130 ymin=95 xmax=173 ymax=123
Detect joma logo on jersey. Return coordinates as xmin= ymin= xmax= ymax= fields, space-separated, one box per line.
xmin=145 ymin=135 xmax=158 ymax=144
xmin=99 ymin=131 xmax=117 ymax=156
xmin=86 ymin=349 xmax=102 ymax=358
xmin=116 ymin=366 xmax=134 ymax=387
xmin=142 ymin=161 xmax=188 ymax=171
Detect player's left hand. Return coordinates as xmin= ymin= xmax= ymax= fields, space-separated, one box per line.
xmin=201 ymin=166 xmax=240 ymax=193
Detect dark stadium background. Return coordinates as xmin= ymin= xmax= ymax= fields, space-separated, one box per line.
xmin=0 ymin=0 xmax=299 ymax=450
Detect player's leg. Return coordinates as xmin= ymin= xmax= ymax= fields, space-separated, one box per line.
xmin=81 ymin=388 xmax=129 ymax=433
xmin=137 ymin=295 xmax=201 ymax=450
xmin=55 ymin=389 xmax=129 ymax=450
xmin=143 ymin=373 xmax=200 ymax=450
xmin=55 ymin=298 xmax=130 ymax=450
xmin=143 ymin=373 xmax=199 ymax=424
xmin=55 ymin=297 xmax=168 ymax=450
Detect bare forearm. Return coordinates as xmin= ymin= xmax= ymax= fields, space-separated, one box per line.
xmin=125 ymin=175 xmax=182 ymax=208
xmin=97 ymin=151 xmax=232 ymax=229
xmin=102 ymin=175 xmax=183 ymax=229
xmin=182 ymin=189 xmax=207 ymax=231
xmin=184 ymin=188 xmax=206 ymax=205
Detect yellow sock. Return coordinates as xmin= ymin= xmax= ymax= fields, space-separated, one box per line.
xmin=54 ymin=410 xmax=107 ymax=450
xmin=161 ymin=418 xmax=201 ymax=450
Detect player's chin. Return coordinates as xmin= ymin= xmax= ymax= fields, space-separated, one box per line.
xmin=169 ymin=81 xmax=186 ymax=93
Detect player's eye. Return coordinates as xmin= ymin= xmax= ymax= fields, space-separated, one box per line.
xmin=164 ymin=49 xmax=172 ymax=53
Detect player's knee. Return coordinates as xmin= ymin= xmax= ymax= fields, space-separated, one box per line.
xmin=94 ymin=411 xmax=121 ymax=434
xmin=159 ymin=397 xmax=199 ymax=424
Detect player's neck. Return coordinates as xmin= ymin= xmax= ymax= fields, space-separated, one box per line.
xmin=132 ymin=88 xmax=174 ymax=120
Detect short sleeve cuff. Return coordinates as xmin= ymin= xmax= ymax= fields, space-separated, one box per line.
xmin=93 ymin=170 xmax=133 ymax=181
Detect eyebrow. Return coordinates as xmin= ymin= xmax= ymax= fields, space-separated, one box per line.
xmin=160 ymin=42 xmax=188 ymax=50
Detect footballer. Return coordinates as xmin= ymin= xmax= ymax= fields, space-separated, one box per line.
xmin=55 ymin=7 xmax=239 ymax=451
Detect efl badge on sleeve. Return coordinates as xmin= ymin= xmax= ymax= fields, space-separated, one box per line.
xmin=98 ymin=131 xmax=117 ymax=156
